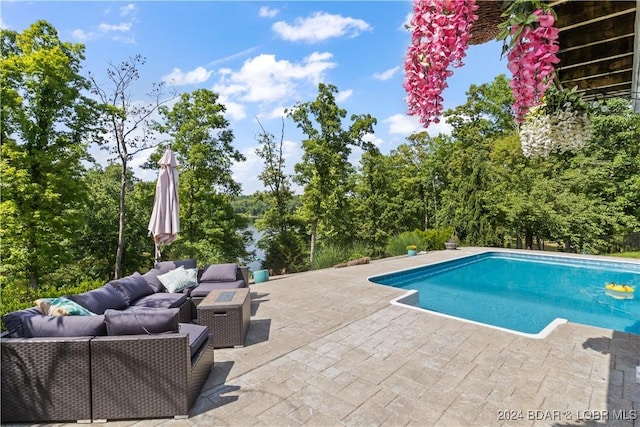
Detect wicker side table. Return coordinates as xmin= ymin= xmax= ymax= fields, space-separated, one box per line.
xmin=197 ymin=287 xmax=250 ymax=348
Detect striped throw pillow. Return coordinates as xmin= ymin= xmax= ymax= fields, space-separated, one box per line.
xmin=157 ymin=266 xmax=198 ymax=293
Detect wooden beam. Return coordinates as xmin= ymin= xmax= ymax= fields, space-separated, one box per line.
xmin=579 ymin=83 xmax=633 ymax=99
xmin=556 ymin=36 xmax=635 ymax=68
xmin=561 ymin=70 xmax=633 ymax=91
xmin=558 ymin=12 xmax=636 ymax=51
xmin=554 ymin=1 xmax=636 ymax=30
xmin=556 ymin=55 xmax=634 ymax=80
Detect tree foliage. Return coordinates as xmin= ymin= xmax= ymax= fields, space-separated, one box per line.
xmin=89 ymin=55 xmax=175 ymax=278
xmin=1 ymin=21 xmax=95 ymax=288
xmin=288 ymin=83 xmax=376 ymax=265
xmin=2 ymin=18 xmax=639 ymax=310
xmin=253 ymin=118 xmax=307 ymax=273
xmin=73 ymin=165 xmax=155 ymax=280
xmin=151 ymin=89 xmax=249 ymax=264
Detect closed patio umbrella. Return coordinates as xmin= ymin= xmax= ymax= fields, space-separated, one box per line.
xmin=148 ymin=149 xmax=180 ymax=262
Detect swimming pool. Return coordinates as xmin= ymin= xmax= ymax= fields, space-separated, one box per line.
xmin=368 ymin=251 xmax=640 ymax=337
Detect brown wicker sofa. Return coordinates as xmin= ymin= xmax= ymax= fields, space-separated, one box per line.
xmin=1 ymin=324 xmax=213 ymax=423
xmin=145 ymin=258 xmax=249 ymax=313
xmin=0 ymin=259 xmax=248 ymax=423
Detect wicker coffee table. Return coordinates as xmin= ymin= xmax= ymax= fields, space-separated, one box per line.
xmin=197 ymin=288 xmax=250 ymax=348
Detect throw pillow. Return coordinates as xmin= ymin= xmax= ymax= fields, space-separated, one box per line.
xmin=142 ymin=268 xmax=166 ymax=292
xmin=108 ymin=272 xmax=154 ymax=304
xmin=157 ymin=266 xmax=198 ymax=293
xmin=22 ymin=314 xmax=107 ymax=337
xmin=35 ymin=297 xmax=96 ymax=316
xmin=67 ymin=284 xmax=128 ymax=315
xmin=104 ymin=307 xmax=179 ymax=335
xmin=155 ymin=258 xmax=197 ymax=271
xmin=2 ymin=307 xmax=44 ymax=338
xmin=200 ymin=263 xmax=238 ymax=282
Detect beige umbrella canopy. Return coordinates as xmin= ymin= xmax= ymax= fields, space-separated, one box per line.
xmin=148 ymin=149 xmax=180 ymax=262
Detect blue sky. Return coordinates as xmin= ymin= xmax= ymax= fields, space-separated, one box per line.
xmin=2 ymin=1 xmax=508 ymax=194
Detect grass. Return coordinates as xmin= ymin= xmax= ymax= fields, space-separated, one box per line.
xmin=605 ymin=251 xmax=640 ymax=259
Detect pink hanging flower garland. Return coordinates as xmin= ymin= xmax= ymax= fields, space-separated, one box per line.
xmin=404 ymin=0 xmax=479 ymax=127
xmin=506 ymin=9 xmax=560 ymax=123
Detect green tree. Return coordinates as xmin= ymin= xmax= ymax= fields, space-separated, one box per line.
xmin=352 ymin=148 xmax=394 ymax=256
xmin=389 ymin=132 xmax=454 ymax=232
xmin=288 ymin=83 xmax=376 ymax=265
xmin=152 ymin=89 xmax=248 ymax=263
xmin=1 ymin=21 xmax=94 ymax=288
xmin=89 ymin=55 xmax=174 ymax=278
xmin=439 ymin=75 xmax=515 ymax=245
xmin=73 ymin=165 xmax=155 ymax=280
xmin=551 ymin=98 xmax=640 ymax=252
xmin=254 ymin=118 xmax=307 ymax=273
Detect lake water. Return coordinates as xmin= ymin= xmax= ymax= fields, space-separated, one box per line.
xmin=244 ymin=223 xmax=264 ymax=272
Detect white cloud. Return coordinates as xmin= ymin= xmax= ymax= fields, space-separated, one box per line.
xmin=272 ymin=12 xmax=372 ymax=43
xmin=259 ymin=6 xmax=279 ymax=18
xmin=373 ymin=66 xmax=400 ymax=81
xmin=281 ymin=139 xmax=301 ymax=162
xmin=424 ymin=119 xmax=453 ymax=137
xmin=99 ymin=22 xmax=132 ymax=32
xmin=363 ymin=133 xmax=384 ymax=147
xmin=120 ymin=4 xmax=135 ymax=16
xmin=72 ymin=29 xmax=95 ymax=42
xmin=207 ymin=46 xmax=261 ymax=67
xmin=384 ymin=113 xmax=452 ymax=136
xmin=335 ymin=89 xmax=353 ymax=103
xmin=261 ymin=106 xmax=288 ymax=120
xmin=162 ymin=66 xmax=213 ymax=86
xmin=72 ymin=6 xmax=135 ymax=43
xmin=231 ymin=146 xmax=263 ymax=194
xmin=384 ymin=113 xmax=423 ymax=135
xmin=0 ymin=17 xmax=8 ymax=30
xmin=213 ymin=52 xmax=336 ymax=104
xmin=231 ymin=137 xmax=303 ymax=195
xmin=218 ymin=94 xmax=247 ymax=122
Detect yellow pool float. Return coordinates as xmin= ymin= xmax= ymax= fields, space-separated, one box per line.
xmin=604 ymin=283 xmax=635 ymax=300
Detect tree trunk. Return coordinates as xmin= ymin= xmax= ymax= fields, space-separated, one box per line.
xmin=114 ymin=160 xmax=127 ymax=279
xmin=309 ymin=220 xmax=317 ymax=268
xmin=26 ymin=214 xmax=39 ymax=289
xmin=423 ymin=193 xmax=430 ymax=231
xmin=27 ymin=263 xmax=39 ymax=290
xmin=525 ymin=228 xmax=534 ymax=250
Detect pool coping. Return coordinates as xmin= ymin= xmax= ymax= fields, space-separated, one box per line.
xmin=369 ymin=248 xmax=638 ymax=339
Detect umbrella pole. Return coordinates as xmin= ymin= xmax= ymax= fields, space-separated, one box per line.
xmin=154 ymin=242 xmax=160 ymax=264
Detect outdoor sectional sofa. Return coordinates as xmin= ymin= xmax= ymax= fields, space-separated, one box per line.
xmin=0 ymin=259 xmax=249 ymax=423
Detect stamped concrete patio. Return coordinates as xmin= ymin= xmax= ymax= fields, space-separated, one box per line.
xmin=183 ymin=248 xmax=638 ymax=427
xmin=46 ymin=248 xmax=639 ymax=427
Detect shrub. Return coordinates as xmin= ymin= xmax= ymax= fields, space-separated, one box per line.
xmin=386 ymin=231 xmax=424 ymax=256
xmin=312 ymin=244 xmax=349 ymax=270
xmin=260 ymin=230 xmax=308 ymax=274
xmin=422 ymin=227 xmax=455 ymax=250
xmin=386 ymin=227 xmax=455 ymax=255
xmin=311 ymin=241 xmax=372 ymax=270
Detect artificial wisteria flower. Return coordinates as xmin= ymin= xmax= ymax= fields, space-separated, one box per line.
xmin=520 ymin=106 xmax=590 ymax=157
xmin=404 ymin=0 xmax=479 ymax=127
xmin=507 ymin=9 xmax=560 ymax=123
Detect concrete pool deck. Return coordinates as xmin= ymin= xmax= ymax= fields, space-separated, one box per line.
xmin=194 ymin=248 xmax=640 ymax=426
xmin=37 ymin=248 xmax=640 ymax=426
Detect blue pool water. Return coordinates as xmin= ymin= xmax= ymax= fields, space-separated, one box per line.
xmin=369 ymin=252 xmax=640 ymax=335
